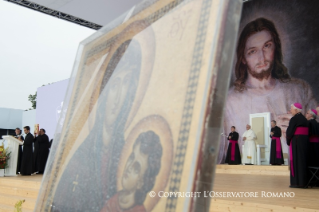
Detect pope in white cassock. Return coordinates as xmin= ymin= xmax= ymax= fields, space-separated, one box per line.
xmin=242 ymin=124 xmax=257 ymax=165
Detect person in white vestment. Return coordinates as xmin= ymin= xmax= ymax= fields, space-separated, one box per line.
xmin=242 ymin=124 xmax=257 ymax=165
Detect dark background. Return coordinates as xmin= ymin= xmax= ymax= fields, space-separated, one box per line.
xmin=0 ymin=129 xmax=16 ymax=139
xmin=230 ymin=0 xmax=319 ymax=102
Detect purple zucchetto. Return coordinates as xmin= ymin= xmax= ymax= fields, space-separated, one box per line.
xmin=292 ymin=102 xmax=302 ymax=110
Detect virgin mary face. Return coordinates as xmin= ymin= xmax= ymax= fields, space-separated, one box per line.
xmin=103 ymin=66 xmax=134 ymax=127
xmin=99 ymin=39 xmax=141 ymax=129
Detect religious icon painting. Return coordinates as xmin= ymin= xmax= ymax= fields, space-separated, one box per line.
xmin=220 ymin=0 xmax=319 ymax=165
xmin=35 ymin=0 xmax=242 ymax=211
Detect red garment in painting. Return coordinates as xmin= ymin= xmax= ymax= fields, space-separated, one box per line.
xmin=100 ymin=193 xmax=146 ymax=212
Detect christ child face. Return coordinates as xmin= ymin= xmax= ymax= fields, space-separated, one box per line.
xmin=122 ymin=143 xmax=148 ymax=191
xmin=243 ymin=30 xmax=275 ymax=77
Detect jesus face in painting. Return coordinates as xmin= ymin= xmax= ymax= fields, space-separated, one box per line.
xmin=243 ymin=30 xmax=275 ymax=79
xmin=122 ymin=143 xmax=148 ymax=191
xmin=116 ymin=131 xmax=162 ymax=208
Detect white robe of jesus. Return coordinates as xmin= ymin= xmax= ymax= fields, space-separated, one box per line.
xmin=242 ymin=129 xmax=257 ymax=164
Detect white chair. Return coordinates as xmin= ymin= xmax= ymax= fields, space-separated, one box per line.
xmin=242 ymin=144 xmax=267 ymax=165
xmin=257 ymin=144 xmax=267 ymax=165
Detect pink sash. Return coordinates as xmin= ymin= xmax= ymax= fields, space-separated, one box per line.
xmin=229 ymin=140 xmax=238 ymax=161
xmin=272 ymin=137 xmax=282 ymax=159
xmin=309 ymin=136 xmax=319 ymax=143
xmin=290 ymin=127 xmax=308 ymax=177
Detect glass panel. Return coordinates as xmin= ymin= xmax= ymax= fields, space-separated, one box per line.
xmin=35 ymin=0 xmax=242 ymax=211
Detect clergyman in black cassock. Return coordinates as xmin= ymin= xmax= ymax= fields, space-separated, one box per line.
xmin=15 ymin=128 xmax=24 ymax=174
xmin=35 ymin=129 xmax=50 ymax=174
xmin=20 ymin=126 xmax=34 ymax=175
xmin=286 ymin=103 xmax=309 ymax=188
xmin=306 ymin=109 xmax=319 ymax=167
xmin=269 ymin=121 xmax=284 ymax=165
xmin=225 ymin=126 xmax=241 ymax=165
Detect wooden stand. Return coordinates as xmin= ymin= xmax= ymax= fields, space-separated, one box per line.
xmin=2 ymin=136 xmax=23 ymax=176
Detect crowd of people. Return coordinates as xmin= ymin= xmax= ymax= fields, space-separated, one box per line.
xmin=225 ymin=103 xmax=319 ymax=188
xmin=14 ymin=126 xmax=51 ymax=175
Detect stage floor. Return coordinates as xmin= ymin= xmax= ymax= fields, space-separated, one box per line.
xmin=216 ymin=164 xmax=289 ymax=176
xmin=210 ymin=172 xmax=319 ymax=212
xmin=1 ymin=167 xmax=318 ymax=212
xmin=5 ymin=174 xmax=43 ymax=181
xmin=0 ymin=174 xmax=42 ymax=212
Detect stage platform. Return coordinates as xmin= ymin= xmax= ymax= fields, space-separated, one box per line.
xmin=211 ymin=165 xmax=319 ymax=212
xmin=0 ymin=165 xmax=318 ymax=212
xmin=0 ymin=174 xmax=41 ymax=212
xmin=216 ymin=164 xmax=289 ymax=176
